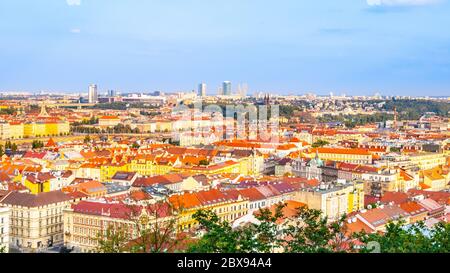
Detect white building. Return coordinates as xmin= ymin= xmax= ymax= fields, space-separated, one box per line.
xmin=0 ymin=207 xmax=10 ymax=253
xmin=0 ymin=191 xmax=74 ymax=252
xmin=198 ymin=83 xmax=207 ymax=97
xmin=88 ymin=84 xmax=98 ymax=104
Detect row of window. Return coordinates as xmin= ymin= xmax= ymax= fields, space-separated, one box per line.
xmin=11 ymin=208 xmax=64 ymax=218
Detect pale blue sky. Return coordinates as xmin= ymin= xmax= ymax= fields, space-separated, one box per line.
xmin=0 ymin=0 xmax=449 ymax=96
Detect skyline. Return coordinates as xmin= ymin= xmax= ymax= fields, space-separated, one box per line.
xmin=1 ymin=0 xmax=450 ymax=96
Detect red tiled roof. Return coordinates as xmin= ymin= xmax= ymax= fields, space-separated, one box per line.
xmin=380 ymin=192 xmax=409 ymax=205
xmin=0 ymin=191 xmax=73 ymax=207
xmin=238 ymin=187 xmax=266 ymax=201
xmin=132 ymin=174 xmax=187 ymax=187
xmin=399 ymin=202 xmax=427 ymax=216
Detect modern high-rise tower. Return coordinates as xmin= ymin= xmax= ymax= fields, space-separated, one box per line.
xmin=198 ymin=83 xmax=207 ymax=97
xmin=223 ymin=81 xmax=232 ymax=96
xmin=88 ymin=84 xmax=98 ymax=103
xmin=107 ymin=89 xmax=116 ymax=97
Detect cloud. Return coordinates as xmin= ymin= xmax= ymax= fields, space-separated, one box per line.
xmin=70 ymin=28 xmax=81 ymax=33
xmin=66 ymin=0 xmax=81 ymax=6
xmin=366 ymin=0 xmax=440 ymax=6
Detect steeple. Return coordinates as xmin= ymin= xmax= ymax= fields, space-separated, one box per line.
xmin=38 ymin=104 xmax=50 ymax=118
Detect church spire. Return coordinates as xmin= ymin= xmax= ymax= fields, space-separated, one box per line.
xmin=38 ymin=104 xmax=50 ymax=118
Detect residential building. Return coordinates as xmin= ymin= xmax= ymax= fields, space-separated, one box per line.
xmin=63 ymin=201 xmax=173 ymax=253
xmin=0 ymin=207 xmax=10 ymax=253
xmin=0 ymin=191 xmax=74 ymax=252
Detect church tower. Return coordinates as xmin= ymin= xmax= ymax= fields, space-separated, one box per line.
xmin=38 ymin=104 xmax=50 ymax=118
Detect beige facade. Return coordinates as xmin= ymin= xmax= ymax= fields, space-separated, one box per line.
xmin=63 ymin=202 xmax=174 ymax=253
xmin=0 ymin=122 xmax=10 ymax=140
xmin=409 ymin=153 xmax=446 ymax=170
xmin=0 ymin=207 xmax=10 ymax=253
xmin=294 ymin=182 xmax=364 ymax=221
xmin=0 ymin=191 xmax=73 ymax=252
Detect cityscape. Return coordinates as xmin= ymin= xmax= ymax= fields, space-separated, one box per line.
xmin=0 ymin=0 xmax=450 ymax=261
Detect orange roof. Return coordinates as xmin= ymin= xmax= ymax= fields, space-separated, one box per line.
xmin=346 ymin=218 xmax=374 ymax=235
xmin=399 ymin=169 xmax=413 ymax=181
xmin=399 ymin=202 xmax=427 ymax=216
xmin=130 ymin=190 xmax=151 ymax=201
xmin=99 ymin=115 xmax=120 ymax=120
xmin=380 ymin=191 xmax=409 ymax=205
xmin=277 ymin=144 xmax=297 ymax=150
xmin=312 ymin=147 xmax=371 ymax=156
xmin=168 ymin=193 xmax=202 ymax=210
xmin=257 ymin=200 xmax=306 ymax=224
xmin=70 ymin=180 xmax=106 ymax=195
xmin=46 ymin=138 xmax=57 ymax=147
xmin=238 ymin=187 xmax=266 ymax=201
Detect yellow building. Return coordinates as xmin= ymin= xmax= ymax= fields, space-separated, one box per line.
xmin=130 ymin=155 xmax=177 ymax=176
xmin=45 ymin=122 xmax=59 ymax=136
xmin=231 ymin=150 xmax=265 ymax=176
xmin=174 ymin=160 xmax=240 ymax=175
xmin=23 ymin=120 xmax=70 ymax=138
xmin=24 ymin=122 xmax=46 ymax=137
xmin=347 ymin=181 xmax=365 ymax=214
xmin=100 ymin=162 xmax=130 ymax=182
xmin=23 ymin=173 xmax=53 ymax=194
xmin=409 ymin=152 xmax=446 ymax=170
xmin=420 ymin=167 xmax=448 ymax=191
xmin=307 ymin=148 xmax=372 ymax=165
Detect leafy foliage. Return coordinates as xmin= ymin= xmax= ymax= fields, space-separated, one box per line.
xmin=95 ymin=225 xmax=131 ymax=253
xmin=4 ymin=141 xmax=18 ymax=152
xmin=188 ymin=205 xmax=450 ymax=254
xmin=32 ymin=140 xmax=45 ymax=149
xmin=187 ymin=204 xmax=348 ymax=253
xmin=312 ymin=139 xmax=329 ymax=148
xmin=355 ymin=221 xmax=450 ymax=253
xmin=283 ymin=206 xmax=350 ymax=253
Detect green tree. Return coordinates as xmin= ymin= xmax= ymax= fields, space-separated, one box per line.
xmin=354 ymin=221 xmax=450 ymax=253
xmin=11 ymin=143 xmax=17 ymax=152
xmin=187 ymin=210 xmax=241 ymax=253
xmin=199 ymin=159 xmax=209 ymax=166
xmin=187 ymin=204 xmax=287 ymax=253
xmin=128 ymin=203 xmax=182 ymax=253
xmin=131 ymin=142 xmax=140 ymax=149
xmin=84 ymin=135 xmax=91 ymax=144
xmin=188 ymin=204 xmax=352 ymax=254
xmin=312 ymin=139 xmax=329 ymax=148
xmin=32 ymin=140 xmax=44 ymax=149
xmin=283 ymin=206 xmax=350 ymax=253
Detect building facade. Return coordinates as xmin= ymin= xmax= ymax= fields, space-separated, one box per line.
xmin=0 ymin=191 xmax=73 ymax=252
xmin=0 ymin=207 xmax=10 ymax=253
